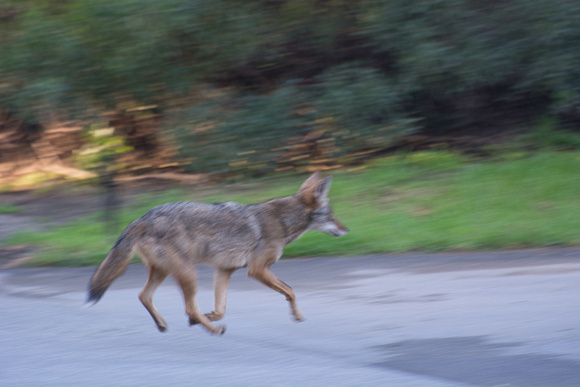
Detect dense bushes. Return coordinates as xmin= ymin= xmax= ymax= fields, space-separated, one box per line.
xmin=169 ymin=67 xmax=417 ymax=174
xmin=1 ymin=0 xmax=579 ymax=175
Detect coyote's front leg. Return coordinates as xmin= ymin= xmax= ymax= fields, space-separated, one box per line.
xmin=248 ymin=258 xmax=304 ymax=322
xmin=206 ymin=267 xmax=236 ymax=321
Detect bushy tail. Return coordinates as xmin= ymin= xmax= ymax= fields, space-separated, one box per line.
xmin=87 ymin=225 xmax=139 ymax=305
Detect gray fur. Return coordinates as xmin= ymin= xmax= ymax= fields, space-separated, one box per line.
xmin=87 ymin=173 xmax=348 ymax=335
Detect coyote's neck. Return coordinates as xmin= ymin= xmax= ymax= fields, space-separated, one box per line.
xmin=252 ymin=195 xmax=311 ymax=245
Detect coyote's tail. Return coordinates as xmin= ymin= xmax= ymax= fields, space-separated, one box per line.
xmin=86 ymin=223 xmax=141 ymax=305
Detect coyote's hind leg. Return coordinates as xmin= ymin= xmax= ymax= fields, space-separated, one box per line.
xmin=139 ymin=265 xmax=170 ymax=332
xmin=175 ymin=268 xmax=226 ymax=335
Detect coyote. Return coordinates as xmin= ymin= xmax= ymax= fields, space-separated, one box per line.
xmin=87 ymin=172 xmax=348 ymax=335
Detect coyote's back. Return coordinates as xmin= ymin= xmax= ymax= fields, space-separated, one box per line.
xmin=87 ymin=172 xmax=348 ymax=335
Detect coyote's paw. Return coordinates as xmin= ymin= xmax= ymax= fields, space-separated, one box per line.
xmin=205 ymin=311 xmax=224 ymax=321
xmin=189 ymin=312 xmax=223 ymax=325
xmin=188 ymin=318 xmax=226 ymax=335
xmin=157 ymin=324 xmax=168 ymax=332
xmin=212 ymin=325 xmax=227 ymax=336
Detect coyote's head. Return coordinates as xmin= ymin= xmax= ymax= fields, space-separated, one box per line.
xmin=298 ymin=172 xmax=349 ymax=238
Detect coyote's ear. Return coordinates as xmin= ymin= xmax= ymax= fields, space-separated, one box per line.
xmin=314 ymin=176 xmax=332 ymax=203
xmin=300 ymin=176 xmax=332 ymax=207
xmin=298 ymin=171 xmax=322 ymax=192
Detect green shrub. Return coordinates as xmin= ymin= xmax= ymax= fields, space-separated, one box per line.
xmin=168 ymin=86 xmax=309 ymax=175
xmin=527 ymin=117 xmax=580 ymax=150
xmin=1 ymin=0 xmax=580 ymax=176
xmin=167 ymin=67 xmax=419 ymax=175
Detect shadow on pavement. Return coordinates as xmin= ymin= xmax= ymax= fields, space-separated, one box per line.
xmin=374 ymin=336 xmax=580 ymax=387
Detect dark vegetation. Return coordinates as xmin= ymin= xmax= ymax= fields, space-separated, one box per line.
xmin=1 ymin=0 xmax=580 ymax=182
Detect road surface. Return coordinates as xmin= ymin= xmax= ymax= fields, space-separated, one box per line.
xmin=1 ymin=249 xmax=579 ymax=386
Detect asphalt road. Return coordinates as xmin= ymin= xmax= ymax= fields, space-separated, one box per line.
xmin=1 ymin=249 xmax=579 ymax=387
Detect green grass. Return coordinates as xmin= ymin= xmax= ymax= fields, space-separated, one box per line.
xmin=0 ymin=204 xmax=21 ymax=214
xmin=4 ymin=150 xmax=580 ymax=266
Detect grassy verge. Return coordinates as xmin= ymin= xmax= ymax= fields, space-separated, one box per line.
xmin=0 ymin=204 xmax=21 ymax=214
xmin=4 ymin=150 xmax=580 ymax=266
